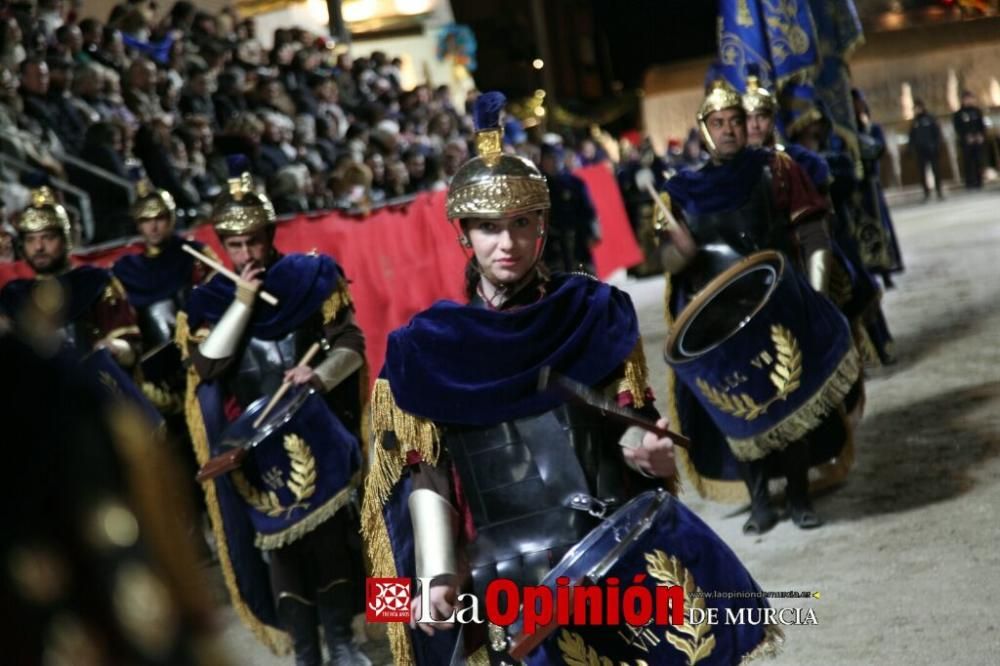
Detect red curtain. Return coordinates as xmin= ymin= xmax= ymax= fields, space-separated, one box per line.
xmin=1 ymin=173 xmax=640 ymax=376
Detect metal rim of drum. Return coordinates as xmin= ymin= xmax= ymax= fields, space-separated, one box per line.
xmin=664 ymin=250 xmax=785 ymax=364
xmin=541 ymin=490 xmax=669 ymax=586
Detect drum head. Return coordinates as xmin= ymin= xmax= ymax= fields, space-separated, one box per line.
xmin=218 ymin=385 xmax=314 ymax=450
xmin=540 ymin=490 xmax=671 ymax=587
xmin=667 ymin=252 xmax=782 ymax=362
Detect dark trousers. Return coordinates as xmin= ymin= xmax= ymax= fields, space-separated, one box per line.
xmin=960 ymin=142 xmax=984 ymax=189
xmin=916 ymin=152 xmax=943 ymax=197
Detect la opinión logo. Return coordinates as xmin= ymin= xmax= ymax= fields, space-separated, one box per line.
xmin=366 ymin=577 xmax=412 ymax=623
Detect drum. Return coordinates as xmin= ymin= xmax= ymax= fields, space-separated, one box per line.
xmin=217 ymin=385 xmax=362 ymax=549
xmin=665 ymin=251 xmax=860 ymax=461
xmin=82 ymin=347 xmax=165 ymax=428
xmin=504 ymin=490 xmax=776 ymax=665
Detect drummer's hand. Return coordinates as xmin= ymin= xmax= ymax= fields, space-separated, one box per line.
xmin=623 ymin=419 xmax=677 ymax=479
xmin=283 ymin=365 xmax=317 ymax=387
xmin=235 ymin=263 xmax=265 ymax=305
xmin=410 ymin=578 xmax=460 ymax=636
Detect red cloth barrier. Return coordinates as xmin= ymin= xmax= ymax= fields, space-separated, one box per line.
xmin=1 ymin=175 xmax=641 ymax=376
xmin=576 ymin=163 xmax=644 ymax=277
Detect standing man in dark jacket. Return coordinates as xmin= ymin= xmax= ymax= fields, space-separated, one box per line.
xmin=953 ymin=90 xmax=986 ymax=190
xmin=540 ymin=142 xmax=600 ymax=274
xmin=909 ymin=99 xmax=944 ymax=202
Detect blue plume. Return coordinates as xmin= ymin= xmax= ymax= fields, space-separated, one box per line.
xmin=745 ymin=62 xmax=763 ymax=80
xmin=226 ymin=154 xmax=251 ymax=178
xmin=127 ymin=164 xmax=145 ymax=182
xmin=473 ymin=91 xmax=506 ymax=132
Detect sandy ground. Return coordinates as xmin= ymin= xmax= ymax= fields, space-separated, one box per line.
xmin=217 ymin=192 xmax=1000 ymax=665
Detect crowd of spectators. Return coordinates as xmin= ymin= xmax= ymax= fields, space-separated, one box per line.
xmin=0 ymin=0 xmax=499 ymax=246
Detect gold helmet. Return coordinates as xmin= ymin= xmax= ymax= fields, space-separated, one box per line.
xmin=131 ymin=179 xmax=176 ymax=225
xmin=445 ymin=91 xmax=550 ymax=220
xmin=696 ymin=79 xmax=745 ymax=156
xmin=17 ymin=187 xmax=73 ymax=249
xmin=212 ymin=158 xmax=275 ymax=236
xmin=742 ymin=75 xmax=776 ymax=116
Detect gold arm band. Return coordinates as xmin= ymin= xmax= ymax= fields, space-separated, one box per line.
xmin=408 ymin=489 xmax=458 ymax=580
xmin=312 ymin=348 xmax=364 ymax=393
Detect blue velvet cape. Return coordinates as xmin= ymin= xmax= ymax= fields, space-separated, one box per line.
xmin=185 ymin=253 xmax=340 ymax=339
xmin=112 ymin=236 xmax=207 ymax=308
xmin=663 ymin=148 xmax=772 ymax=216
xmin=381 ymin=273 xmax=639 ymax=425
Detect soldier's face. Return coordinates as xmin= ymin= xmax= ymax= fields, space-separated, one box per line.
xmin=222 ymin=230 xmax=271 ymax=273
xmin=463 ymin=212 xmax=544 ymax=285
xmin=138 ymin=215 xmax=172 ymax=247
xmin=706 ymin=109 xmax=747 ymax=159
xmin=23 ymin=230 xmax=67 ymax=275
xmin=746 ymin=112 xmax=773 ymax=147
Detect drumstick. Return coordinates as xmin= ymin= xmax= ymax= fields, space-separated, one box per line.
xmin=252 ymin=342 xmax=321 ymax=428
xmin=181 ymin=243 xmax=279 ymax=306
xmin=644 ymin=181 xmax=681 ymax=232
xmin=538 ymin=367 xmax=691 ymax=449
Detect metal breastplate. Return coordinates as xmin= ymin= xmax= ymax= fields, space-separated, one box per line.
xmin=683 ymin=167 xmax=790 ymax=292
xmin=137 ymin=298 xmax=179 ymax=347
xmin=444 ymin=402 xmax=631 ymax=596
xmin=228 ymin=331 xmax=302 ymax=408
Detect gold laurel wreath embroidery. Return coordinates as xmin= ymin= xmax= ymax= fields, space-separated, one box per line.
xmin=232 ymin=434 xmax=317 ymax=518
xmin=557 ymin=629 xmax=615 ymax=666
xmin=284 ymin=434 xmax=316 ymax=513
xmin=695 ymin=324 xmax=802 ymax=421
xmin=645 ymin=550 xmax=715 ymax=665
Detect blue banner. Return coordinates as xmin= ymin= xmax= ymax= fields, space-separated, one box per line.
xmin=717 ymin=0 xmax=819 ymax=92
xmin=808 ymin=0 xmax=864 ymax=133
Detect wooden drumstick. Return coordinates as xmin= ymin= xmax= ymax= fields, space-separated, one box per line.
xmin=252 ymin=342 xmax=321 ymax=428
xmin=181 ymin=243 xmax=279 ymax=306
xmin=644 ymin=181 xmax=681 ymax=232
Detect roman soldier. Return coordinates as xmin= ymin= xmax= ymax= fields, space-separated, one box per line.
xmin=0 ymin=186 xmax=140 ymax=367
xmin=657 ymin=80 xmax=858 ymax=534
xmin=178 ymin=163 xmax=370 ymax=665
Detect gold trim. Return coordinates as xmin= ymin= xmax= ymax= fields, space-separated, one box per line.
xmin=646 ymin=549 xmax=716 ymax=664
xmin=361 ymin=378 xmax=440 ymax=666
xmin=445 ymin=175 xmax=550 ymax=220
xmin=739 ymin=623 xmax=785 ymax=664
xmin=726 ymin=345 xmax=860 ymax=460
xmin=616 ymin=338 xmax=650 ymax=409
xmin=694 ymin=324 xmax=802 ymax=422
xmin=253 ymin=472 xmax=361 ymax=551
xmin=321 ymin=279 xmax=353 ymax=325
xmin=183 ymin=363 xmax=291 ymax=654
xmin=467 ymin=646 xmax=491 ymax=666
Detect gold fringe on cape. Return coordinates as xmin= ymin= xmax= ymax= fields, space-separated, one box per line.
xmin=322 ymin=278 xmax=353 ymax=325
xmin=726 ymin=345 xmax=861 ymax=461
xmin=740 ymin=624 xmax=785 ymax=664
xmin=175 ymin=312 xmax=291 ymax=655
xmin=182 ymin=364 xmax=291 ymax=654
xmin=361 ymin=378 xmax=441 ymax=666
xmin=616 ymin=338 xmax=650 ymax=409
xmin=255 ymin=471 xmax=362 ymax=550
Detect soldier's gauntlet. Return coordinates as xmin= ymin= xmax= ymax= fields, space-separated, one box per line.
xmin=807 ymin=248 xmax=832 ymax=296
xmin=408 ymin=489 xmax=458 ymax=581
xmin=199 ymin=298 xmax=254 ymax=359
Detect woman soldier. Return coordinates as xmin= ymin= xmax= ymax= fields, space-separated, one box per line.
xmin=362 ymin=93 xmax=780 ymax=665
